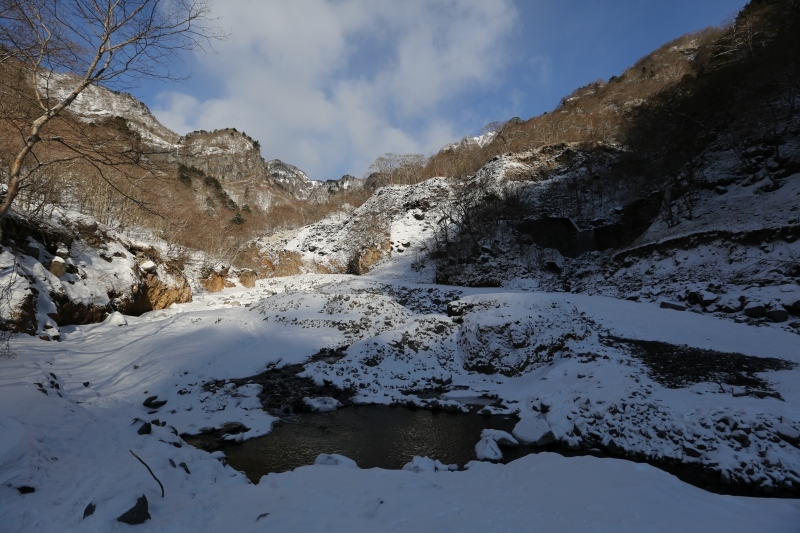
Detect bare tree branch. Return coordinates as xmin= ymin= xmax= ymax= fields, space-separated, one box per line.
xmin=0 ymin=0 xmax=225 ymax=219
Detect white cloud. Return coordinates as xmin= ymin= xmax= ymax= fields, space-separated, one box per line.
xmin=152 ymin=0 xmax=517 ymax=180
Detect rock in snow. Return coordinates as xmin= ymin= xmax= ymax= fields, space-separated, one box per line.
xmin=48 ymin=256 xmax=67 ymax=277
xmin=117 ymin=495 xmax=150 ymax=525
xmin=659 ymin=301 xmax=686 ymax=312
xmin=774 ymin=422 xmax=800 ymax=443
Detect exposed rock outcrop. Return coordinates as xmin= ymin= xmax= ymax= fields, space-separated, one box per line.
xmin=199 ymin=268 xmax=234 ymax=293
xmin=1 ymin=214 xmax=194 ymax=337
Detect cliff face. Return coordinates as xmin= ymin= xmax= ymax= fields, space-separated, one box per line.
xmin=40 ymin=72 xmax=375 ymax=220
xmin=265 ymin=159 xmax=318 ymax=199
xmin=44 ymin=74 xmax=323 ymax=207
xmin=40 ymin=72 xmax=179 ymax=148
xmin=177 ymin=129 xmax=267 ymax=183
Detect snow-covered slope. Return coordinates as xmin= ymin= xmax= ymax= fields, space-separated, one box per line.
xmin=265 ymin=159 xmax=319 ymax=199
xmin=442 ymin=130 xmax=499 ymax=152
xmin=0 ymin=210 xmax=194 ymax=339
xmin=254 ymin=177 xmax=451 ymax=277
xmin=39 ymin=72 xmax=179 ymax=148
xmin=3 ymin=274 xmax=800 ymax=531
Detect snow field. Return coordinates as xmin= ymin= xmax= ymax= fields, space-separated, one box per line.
xmin=2 ymin=276 xmax=800 ymax=531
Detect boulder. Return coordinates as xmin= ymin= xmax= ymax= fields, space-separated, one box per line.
xmin=117 ymin=495 xmax=150 ymax=525
xmin=116 ymin=268 xmax=192 ymax=316
xmin=475 ymin=437 xmax=503 ymax=461
xmin=744 ymin=302 xmax=767 ymax=318
xmin=513 ymin=416 xmax=556 ymax=446
xmin=729 ymin=429 xmax=751 ymax=447
xmin=683 ymin=445 xmax=702 ymax=458
xmin=142 ymin=396 xmax=167 ymax=409
xmin=774 ymin=423 xmax=800 ymax=443
xmin=660 ymin=301 xmax=686 ymax=312
xmin=766 ymin=308 xmax=789 ymax=323
xmin=138 ymin=260 xmax=157 ymax=273
xmin=480 ymin=429 xmax=519 ymax=448
xmin=687 ymin=290 xmax=719 ymax=307
xmin=313 ymin=453 xmax=358 ymax=468
xmin=402 ymin=456 xmax=456 ymax=473
xmin=783 ymin=299 xmax=800 ymax=316
xmin=238 ymin=270 xmax=258 ymax=288
xmin=200 ymin=271 xmax=227 ymax=293
xmin=24 ymin=243 xmax=40 ymax=259
xmin=104 ymin=312 xmax=128 ymax=326
xmin=49 ymin=257 xmax=67 ymax=277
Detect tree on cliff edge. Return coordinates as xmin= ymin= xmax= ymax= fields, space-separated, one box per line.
xmin=0 ymin=0 xmax=224 ymax=221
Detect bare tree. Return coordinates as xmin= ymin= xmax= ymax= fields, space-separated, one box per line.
xmin=0 ymin=0 xmax=224 ymax=221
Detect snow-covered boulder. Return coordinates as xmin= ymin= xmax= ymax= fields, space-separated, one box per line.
xmin=402 ymin=456 xmax=457 ymax=473
xmin=480 ymin=429 xmax=519 ymax=448
xmin=513 ymin=416 xmax=556 ymax=446
xmin=475 ymin=437 xmax=504 ymax=461
xmin=104 ymin=311 xmax=128 ymax=326
xmin=303 ymin=396 xmax=340 ymax=412
xmin=49 ymin=256 xmax=67 ymax=277
xmin=313 ymin=454 xmax=359 ymax=468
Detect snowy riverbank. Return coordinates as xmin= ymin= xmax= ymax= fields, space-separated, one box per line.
xmin=2 ymin=275 xmax=800 ymax=531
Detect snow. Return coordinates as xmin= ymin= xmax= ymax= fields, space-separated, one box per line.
xmin=443 ymin=130 xmax=498 ymax=151
xmin=302 ymin=396 xmax=341 ymax=412
xmin=402 ymin=456 xmax=458 ymax=473
xmin=39 ymin=72 xmax=179 ymax=148
xmin=7 ymin=43 xmax=800 ymax=531
xmin=103 ymin=311 xmax=128 ymax=326
xmin=3 ymin=271 xmax=800 ymax=530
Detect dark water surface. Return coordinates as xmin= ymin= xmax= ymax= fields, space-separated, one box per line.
xmin=187 ymin=406 xmax=523 ymax=482
xmin=185 ymin=405 xmax=800 ymax=498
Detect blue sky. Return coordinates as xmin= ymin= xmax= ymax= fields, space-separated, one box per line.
xmin=135 ymin=0 xmax=746 ymax=181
